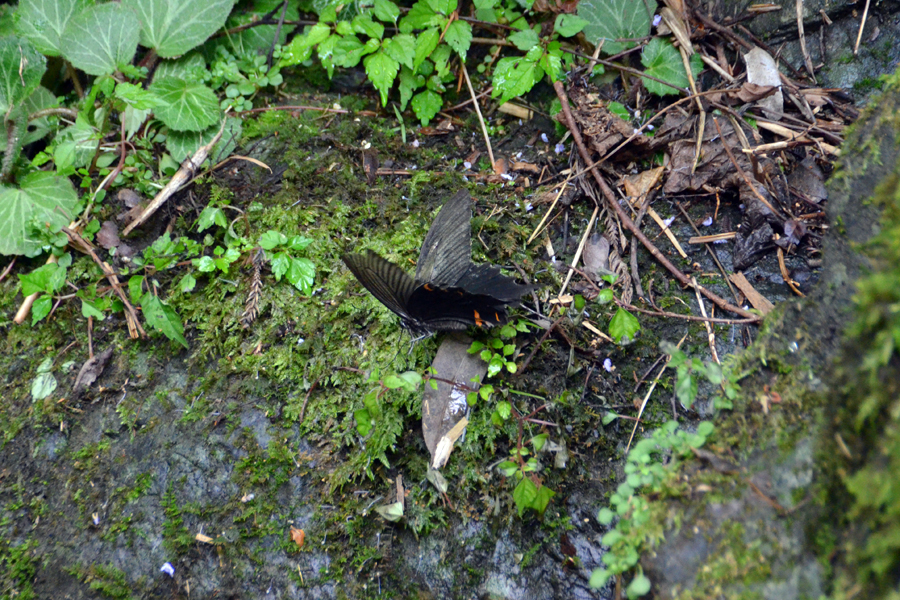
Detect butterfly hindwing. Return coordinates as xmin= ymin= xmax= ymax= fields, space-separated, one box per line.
xmin=406 ymin=285 xmax=509 ymax=330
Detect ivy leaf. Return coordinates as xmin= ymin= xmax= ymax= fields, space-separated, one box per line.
xmin=492 ymin=54 xmax=544 ymax=105
xmin=60 ymin=2 xmax=140 ymax=76
xmin=121 ymin=0 xmax=234 ymax=59
xmin=555 ymin=13 xmax=588 ymax=37
xmin=444 ymin=19 xmax=472 ymax=58
xmin=374 ymin=0 xmax=400 ymax=23
xmin=384 ymin=34 xmax=416 ymax=69
xmin=641 ymin=37 xmax=703 ymax=96
xmin=0 ymin=37 xmax=46 ymax=115
xmin=608 ymin=307 xmax=640 ymax=343
xmin=149 ymin=77 xmax=220 ymax=132
xmin=509 ymin=28 xmax=539 ymax=51
xmin=411 ymin=89 xmax=442 ymax=125
xmin=15 ymin=0 xmax=89 ymax=56
xmin=413 ymin=27 xmax=440 ymax=69
xmin=0 ymin=172 xmax=79 ymax=257
xmin=578 ymin=0 xmax=657 ymax=56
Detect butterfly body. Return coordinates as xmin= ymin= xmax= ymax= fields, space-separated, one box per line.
xmin=342 ymin=191 xmax=535 ymax=335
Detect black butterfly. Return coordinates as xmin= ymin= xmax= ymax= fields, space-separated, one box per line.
xmin=342 ymin=191 xmax=535 ymax=335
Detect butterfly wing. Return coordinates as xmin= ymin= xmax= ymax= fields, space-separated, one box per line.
xmin=415 ymin=190 xmax=472 ymax=287
xmin=342 ymin=251 xmax=418 ymax=321
xmin=456 ymin=263 xmax=537 ymax=304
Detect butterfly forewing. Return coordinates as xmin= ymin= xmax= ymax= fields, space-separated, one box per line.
xmin=415 ymin=190 xmax=472 ymax=288
xmin=342 ymin=251 xmax=418 ymax=321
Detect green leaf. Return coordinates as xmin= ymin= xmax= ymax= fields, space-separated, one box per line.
xmin=512 ymin=478 xmax=537 ymax=516
xmin=0 ymin=36 xmax=46 ymax=115
xmin=286 ymin=257 xmax=315 ymax=294
xmin=364 ymin=49 xmax=400 ymax=106
xmin=81 ymin=299 xmax=105 ymax=320
xmin=602 ymin=411 xmax=618 ymax=425
xmin=492 ymin=55 xmax=543 ymax=105
xmin=352 ymin=14 xmax=384 ymax=40
xmin=59 ymin=2 xmax=140 ymax=76
xmin=115 ymin=83 xmax=168 ymax=110
xmin=121 ymin=0 xmax=235 ymax=58
xmin=578 ymin=0 xmax=657 ymax=55
xmin=540 ymin=42 xmax=563 ymax=82
xmin=384 ymin=34 xmax=416 ymax=69
xmin=355 ymin=408 xmax=373 ymax=435
xmin=0 ymin=172 xmax=79 ymax=257
xmin=626 ymin=573 xmax=651 ymax=598
xmin=509 ymin=28 xmax=539 ymax=51
xmin=150 ymin=77 xmax=221 ymax=132
xmin=374 ymin=0 xmax=401 ymax=23
xmin=589 ymin=568 xmax=611 ymax=589
xmin=165 ymin=115 xmax=241 ymax=164
xmin=141 ymin=293 xmax=189 ymax=348
xmin=555 ymin=13 xmax=588 ymax=37
xmin=31 ymin=295 xmax=52 ymax=325
xmin=414 ymin=27 xmax=440 ymax=69
xmin=675 ymin=368 xmax=698 ymax=408
xmin=31 ymin=358 xmax=58 ymax=401
xmin=531 ymin=433 xmax=549 ymax=451
xmin=374 ymin=501 xmax=404 ymax=522
xmin=641 ymin=37 xmax=700 ymax=96
xmin=400 ymin=1 xmax=443 ymax=31
xmin=444 ymin=20 xmax=472 ymax=58
xmin=608 ymin=307 xmax=640 ymax=343
xmin=280 ymin=22 xmax=332 ymax=67
xmin=496 ymin=401 xmax=512 ymax=420
xmin=410 ymin=89 xmax=442 ymax=125
xmin=333 ymin=35 xmax=379 ymax=68
xmin=15 ymin=0 xmax=89 ymax=56
xmin=398 ymin=66 xmax=423 ymax=109
xmin=259 ymin=230 xmax=287 ymax=250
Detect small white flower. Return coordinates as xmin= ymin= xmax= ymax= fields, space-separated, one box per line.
xmin=541 ymin=133 xmax=549 ymax=143
xmin=713 ymin=238 xmax=728 ymax=244
xmin=525 ymin=202 xmax=533 ymax=212
xmin=653 ymin=14 xmax=662 ymax=27
xmin=411 ymin=140 xmax=419 ymax=148
xmin=633 ymin=128 xmax=642 ymax=136
xmin=501 ymin=173 xmax=515 ymax=181
xmin=663 ymin=216 xmax=675 ymax=227
xmin=702 ymin=216 xmax=713 ymax=226
xmin=647 ymin=124 xmax=654 ymax=131
xmin=160 ymin=563 xmax=175 ymax=578
xmin=555 ymin=143 xmax=566 ymax=154
xmin=603 ymin=358 xmax=613 ymax=372
xmin=463 ymin=161 xmax=472 ymax=169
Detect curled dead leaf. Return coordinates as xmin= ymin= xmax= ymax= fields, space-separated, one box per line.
xmin=290 ymin=527 xmax=305 ymax=549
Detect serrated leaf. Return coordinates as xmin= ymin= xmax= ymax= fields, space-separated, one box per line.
xmin=364 ymin=49 xmax=399 ymax=106
xmin=400 ymin=1 xmax=443 ymax=32
xmin=555 ymin=13 xmax=588 ymax=37
xmin=279 ymin=23 xmax=331 ymax=67
xmin=59 ymin=2 xmax=140 ymax=76
xmin=15 ymin=0 xmax=89 ymax=56
xmin=0 ymin=172 xmax=79 ymax=257
xmin=578 ymin=0 xmax=656 ymax=56
xmin=509 ymin=28 xmax=539 ymax=51
xmin=641 ymin=37 xmax=702 ymax=96
xmin=121 ymin=0 xmax=235 ymax=58
xmin=540 ymin=42 xmax=563 ymax=82
xmin=411 ymin=89 xmax=441 ymax=125
xmin=0 ymin=36 xmax=46 ymax=115
xmin=491 ymin=55 xmax=543 ymax=105
xmin=444 ymin=19 xmax=471 ymax=58
xmin=384 ymin=34 xmax=415 ymax=69
xmin=150 ymin=77 xmax=220 ymax=132
xmin=414 ymin=27 xmax=440 ymax=69
xmin=608 ymin=307 xmax=640 ymax=343
xmin=287 ymin=257 xmax=315 ymax=294
xmin=675 ymin=369 xmax=698 ymax=408
xmin=332 ymin=35 xmax=378 ymax=68
xmin=141 ymin=293 xmax=189 ymax=348
xmin=374 ymin=0 xmax=400 ymax=22
xmin=115 ymin=82 xmax=168 ymax=110
xmin=352 ymin=14 xmax=384 ymax=39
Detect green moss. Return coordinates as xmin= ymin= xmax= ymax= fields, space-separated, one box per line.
xmin=0 ymin=538 xmax=38 ymax=600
